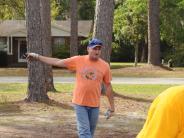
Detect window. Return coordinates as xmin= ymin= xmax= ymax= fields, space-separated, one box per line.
xmin=0 ymin=37 xmax=7 ymax=52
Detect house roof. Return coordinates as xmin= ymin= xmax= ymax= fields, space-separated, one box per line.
xmin=0 ymin=20 xmax=92 ymax=37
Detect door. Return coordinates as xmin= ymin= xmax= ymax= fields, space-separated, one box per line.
xmin=18 ymin=39 xmax=27 ymax=62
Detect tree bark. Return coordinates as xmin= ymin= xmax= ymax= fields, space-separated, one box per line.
xmin=140 ymin=36 xmax=148 ymax=62
xmin=93 ymin=0 xmax=115 ymax=63
xmin=134 ymin=43 xmax=138 ymax=67
xmin=40 ymin=0 xmax=56 ymax=92
xmin=147 ymin=0 xmax=161 ymax=65
xmin=70 ymin=0 xmax=78 ymax=57
xmin=26 ymin=0 xmax=55 ymax=102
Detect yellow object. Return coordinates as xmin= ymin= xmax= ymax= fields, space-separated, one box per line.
xmin=137 ymin=85 xmax=184 ymax=138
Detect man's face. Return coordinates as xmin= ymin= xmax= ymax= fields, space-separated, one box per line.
xmin=87 ymin=46 xmax=102 ymax=61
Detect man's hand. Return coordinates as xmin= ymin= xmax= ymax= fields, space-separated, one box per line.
xmin=104 ymin=109 xmax=114 ymax=120
xmin=26 ymin=53 xmax=39 ymax=62
xmin=104 ymin=83 xmax=115 ymax=120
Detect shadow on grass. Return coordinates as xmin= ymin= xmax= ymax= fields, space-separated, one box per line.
xmin=113 ymin=91 xmax=153 ymax=103
xmin=0 ymin=102 xmax=22 ymax=114
xmin=160 ymin=65 xmax=173 ymax=71
xmin=0 ymin=99 xmax=73 ymax=115
xmin=110 ymin=65 xmax=134 ymax=69
xmin=45 ymin=99 xmax=73 ymax=110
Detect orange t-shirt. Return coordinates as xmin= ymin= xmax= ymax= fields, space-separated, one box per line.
xmin=63 ymin=55 xmax=112 ymax=107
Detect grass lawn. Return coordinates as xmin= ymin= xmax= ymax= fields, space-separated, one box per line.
xmin=110 ymin=62 xmax=146 ymax=69
xmin=0 ymin=83 xmax=179 ymax=138
xmin=113 ymin=84 xmax=176 ymax=95
xmin=0 ymin=83 xmax=176 ymax=103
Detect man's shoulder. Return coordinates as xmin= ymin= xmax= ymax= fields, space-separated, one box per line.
xmin=75 ymin=55 xmax=87 ymax=58
xmin=99 ymin=59 xmax=109 ymax=67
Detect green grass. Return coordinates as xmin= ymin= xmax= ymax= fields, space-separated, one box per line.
xmin=0 ymin=83 xmax=27 ymax=94
xmin=113 ymin=84 xmax=176 ymax=95
xmin=0 ymin=83 xmax=174 ymax=95
xmin=110 ymin=62 xmax=146 ymax=66
xmin=110 ymin=62 xmax=146 ymax=69
xmin=54 ymin=83 xmax=74 ymax=92
xmin=0 ymin=83 xmax=179 ymax=105
xmin=55 ymin=83 xmax=176 ymax=95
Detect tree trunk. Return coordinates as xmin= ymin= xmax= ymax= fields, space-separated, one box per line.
xmin=93 ymin=0 xmax=115 ymax=63
xmin=40 ymin=0 xmax=56 ymax=92
xmin=134 ymin=43 xmax=138 ymax=67
xmin=140 ymin=43 xmax=146 ymax=63
xmin=140 ymin=36 xmax=148 ymax=62
xmin=26 ymin=0 xmax=54 ymax=102
xmin=147 ymin=0 xmax=161 ymax=65
xmin=70 ymin=0 xmax=78 ymax=57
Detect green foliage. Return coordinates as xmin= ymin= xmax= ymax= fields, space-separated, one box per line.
xmin=52 ymin=0 xmax=96 ymax=20
xmin=111 ymin=42 xmax=134 ymax=62
xmin=114 ymin=0 xmax=147 ymax=43
xmin=78 ymin=0 xmax=95 ymax=20
xmin=0 ymin=0 xmax=25 ymax=19
xmin=52 ymin=0 xmax=70 ymax=20
xmin=159 ymin=0 xmax=184 ymax=66
xmin=51 ymin=0 xmax=60 ymax=20
xmin=1 ymin=0 xmax=184 ymax=65
xmin=52 ymin=44 xmax=70 ymax=59
xmin=80 ymin=33 xmax=92 ymax=46
xmin=165 ymin=45 xmax=184 ymax=67
xmin=160 ymin=0 xmax=184 ymax=46
xmin=79 ymin=34 xmax=93 ymax=55
xmin=113 ymin=0 xmax=147 ymax=62
xmin=113 ymin=0 xmax=184 ymax=65
xmin=0 ymin=0 xmax=69 ymax=20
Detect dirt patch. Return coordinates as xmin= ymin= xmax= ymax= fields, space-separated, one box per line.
xmin=113 ymin=65 xmax=172 ymax=74
xmin=111 ymin=65 xmax=184 ymax=77
xmin=0 ymin=92 xmax=150 ymax=138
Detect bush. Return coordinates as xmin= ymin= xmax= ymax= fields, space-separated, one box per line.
xmin=163 ymin=44 xmax=184 ymax=67
xmin=0 ymin=51 xmax=7 ymax=67
xmin=111 ymin=42 xmax=134 ymax=62
xmin=52 ymin=44 xmax=70 ymax=59
xmin=167 ymin=50 xmax=184 ymax=67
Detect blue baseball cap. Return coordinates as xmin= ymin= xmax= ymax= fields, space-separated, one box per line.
xmin=88 ymin=38 xmax=103 ymax=48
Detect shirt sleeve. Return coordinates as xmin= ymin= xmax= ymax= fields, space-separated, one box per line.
xmin=103 ymin=64 xmax=112 ymax=85
xmin=137 ymin=96 xmax=180 ymax=138
xmin=63 ymin=56 xmax=79 ymax=71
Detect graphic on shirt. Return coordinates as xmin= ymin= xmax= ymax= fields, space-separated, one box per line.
xmin=81 ymin=66 xmax=97 ymax=80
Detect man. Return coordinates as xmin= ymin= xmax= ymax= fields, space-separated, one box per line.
xmin=27 ymin=38 xmax=115 ymax=138
xmin=137 ymin=85 xmax=184 ymax=138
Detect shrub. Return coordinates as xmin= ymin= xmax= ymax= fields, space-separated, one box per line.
xmin=163 ymin=44 xmax=184 ymax=67
xmin=52 ymin=44 xmax=70 ymax=59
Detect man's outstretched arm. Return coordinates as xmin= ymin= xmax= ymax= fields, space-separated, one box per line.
xmin=26 ymin=53 xmax=66 ymax=68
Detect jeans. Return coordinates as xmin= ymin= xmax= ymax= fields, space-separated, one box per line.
xmin=74 ymin=104 xmax=99 ymax=138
